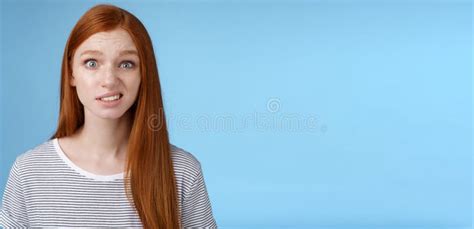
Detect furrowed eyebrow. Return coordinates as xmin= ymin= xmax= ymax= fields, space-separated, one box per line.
xmin=119 ymin=50 xmax=139 ymax=56
xmin=79 ymin=50 xmax=138 ymax=57
xmin=80 ymin=50 xmax=103 ymax=57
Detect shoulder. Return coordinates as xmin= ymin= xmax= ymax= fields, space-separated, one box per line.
xmin=170 ymin=144 xmax=202 ymax=170
xmin=169 ymin=144 xmax=202 ymax=180
xmin=10 ymin=139 xmax=56 ymax=173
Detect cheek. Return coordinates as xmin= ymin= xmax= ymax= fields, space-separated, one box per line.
xmin=126 ymin=74 xmax=141 ymax=95
xmin=75 ymin=85 xmax=91 ymax=104
xmin=74 ymin=75 xmax=97 ymax=100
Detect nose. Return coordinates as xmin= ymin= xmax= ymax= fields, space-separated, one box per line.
xmin=101 ymin=64 xmax=119 ymax=88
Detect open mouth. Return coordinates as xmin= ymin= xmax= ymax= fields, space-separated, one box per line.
xmin=97 ymin=93 xmax=123 ymax=102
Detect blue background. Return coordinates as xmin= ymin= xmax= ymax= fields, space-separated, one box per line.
xmin=0 ymin=0 xmax=471 ymax=228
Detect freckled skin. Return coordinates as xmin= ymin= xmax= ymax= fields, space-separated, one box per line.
xmin=71 ymin=28 xmax=141 ymax=120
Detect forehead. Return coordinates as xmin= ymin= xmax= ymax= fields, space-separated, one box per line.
xmin=75 ymin=28 xmax=137 ymax=55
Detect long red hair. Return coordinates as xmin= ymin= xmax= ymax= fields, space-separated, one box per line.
xmin=50 ymin=4 xmax=180 ymax=228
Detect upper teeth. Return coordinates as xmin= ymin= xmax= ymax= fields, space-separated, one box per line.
xmin=100 ymin=94 xmax=120 ymax=101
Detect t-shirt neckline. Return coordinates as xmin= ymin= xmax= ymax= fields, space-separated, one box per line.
xmin=52 ymin=138 xmax=125 ymax=181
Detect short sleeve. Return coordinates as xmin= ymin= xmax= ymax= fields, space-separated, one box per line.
xmin=0 ymin=157 xmax=29 ymax=227
xmin=181 ymin=164 xmax=217 ymax=228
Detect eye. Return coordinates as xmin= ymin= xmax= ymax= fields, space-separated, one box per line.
xmin=84 ymin=59 xmax=98 ymax=68
xmin=120 ymin=61 xmax=135 ymax=69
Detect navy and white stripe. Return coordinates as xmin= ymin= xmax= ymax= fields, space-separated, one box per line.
xmin=0 ymin=138 xmax=217 ymax=228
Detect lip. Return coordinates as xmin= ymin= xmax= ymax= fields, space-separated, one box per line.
xmin=96 ymin=91 xmax=122 ymax=100
xmin=96 ymin=93 xmax=123 ymax=108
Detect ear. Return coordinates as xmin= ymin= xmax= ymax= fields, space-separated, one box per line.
xmin=70 ymin=74 xmax=76 ymax=87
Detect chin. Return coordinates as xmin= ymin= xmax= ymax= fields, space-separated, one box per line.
xmin=94 ymin=110 xmax=129 ymax=120
xmin=84 ymin=102 xmax=134 ymax=120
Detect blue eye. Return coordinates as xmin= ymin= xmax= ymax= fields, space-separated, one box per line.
xmin=120 ymin=61 xmax=135 ymax=69
xmin=84 ymin=59 xmax=98 ymax=68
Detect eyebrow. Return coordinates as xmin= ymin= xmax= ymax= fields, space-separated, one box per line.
xmin=79 ymin=50 xmax=139 ymax=57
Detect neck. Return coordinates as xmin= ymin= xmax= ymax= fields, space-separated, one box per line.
xmin=75 ymin=110 xmax=132 ymax=161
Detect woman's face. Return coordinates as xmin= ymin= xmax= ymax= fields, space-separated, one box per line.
xmin=71 ymin=28 xmax=141 ymax=120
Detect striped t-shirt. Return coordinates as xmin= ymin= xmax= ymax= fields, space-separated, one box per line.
xmin=0 ymin=138 xmax=217 ymax=228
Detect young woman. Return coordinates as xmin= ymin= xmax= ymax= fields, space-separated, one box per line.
xmin=0 ymin=4 xmax=217 ymax=228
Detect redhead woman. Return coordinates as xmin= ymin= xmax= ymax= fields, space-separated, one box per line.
xmin=0 ymin=4 xmax=217 ymax=228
